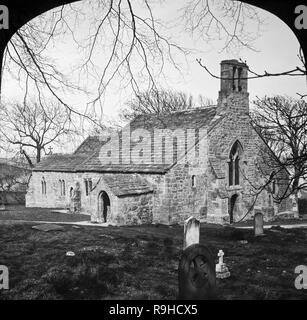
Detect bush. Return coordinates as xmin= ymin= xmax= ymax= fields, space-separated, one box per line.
xmin=298 ymin=199 xmax=307 ymax=215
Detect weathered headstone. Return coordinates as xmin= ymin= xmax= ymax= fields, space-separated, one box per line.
xmin=178 ymin=244 xmax=217 ymax=299
xmin=179 ymin=217 xmax=217 ymax=299
xmin=70 ymin=182 xmax=81 ymax=214
xmin=254 ymin=212 xmax=264 ymax=236
xmin=291 ymin=197 xmax=299 ymax=218
xmin=183 ymin=217 xmax=200 ymax=249
xmin=215 ymin=249 xmax=230 ymax=279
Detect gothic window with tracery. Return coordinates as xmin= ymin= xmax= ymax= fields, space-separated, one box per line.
xmin=228 ymin=141 xmax=242 ymax=186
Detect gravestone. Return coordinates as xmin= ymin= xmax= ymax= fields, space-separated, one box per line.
xmin=215 ymin=250 xmax=230 ymax=279
xmin=254 ymin=212 xmax=264 ymax=236
xmin=178 ymin=244 xmax=217 ymax=299
xmin=32 ymin=224 xmax=65 ymax=232
xmin=179 ymin=217 xmax=217 ymax=299
xmin=70 ymin=182 xmax=81 ymax=214
xmin=183 ymin=217 xmax=200 ymax=249
xmin=291 ymin=197 xmax=299 ymax=218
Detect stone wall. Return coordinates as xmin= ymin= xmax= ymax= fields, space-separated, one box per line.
xmin=82 ymin=174 xmax=154 ymax=225
xmin=205 ymin=92 xmax=287 ymax=223
xmin=153 ymin=90 xmax=290 ymax=225
xmin=26 ymin=171 xmax=155 ymax=224
xmin=26 ymin=171 xmax=78 ymax=209
xmin=116 ymin=193 xmax=154 ymax=225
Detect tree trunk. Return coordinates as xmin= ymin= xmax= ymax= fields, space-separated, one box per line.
xmin=36 ymin=148 xmax=41 ymax=163
xmin=293 ymin=173 xmax=301 ymax=217
xmin=21 ymin=149 xmax=34 ymax=168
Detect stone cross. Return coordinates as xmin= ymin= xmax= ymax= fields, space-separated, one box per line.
xmin=183 ymin=217 xmax=200 ymax=249
xmin=215 ymin=249 xmax=230 ymax=278
xmin=254 ymin=212 xmax=264 ymax=236
xmin=218 ymin=250 xmax=224 ymax=266
xmin=48 ymin=146 xmax=53 ymax=155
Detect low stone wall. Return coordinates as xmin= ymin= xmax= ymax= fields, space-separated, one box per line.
xmin=116 ymin=193 xmax=154 ymax=225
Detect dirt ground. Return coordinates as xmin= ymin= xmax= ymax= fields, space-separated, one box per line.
xmin=0 ymin=221 xmax=306 ymax=300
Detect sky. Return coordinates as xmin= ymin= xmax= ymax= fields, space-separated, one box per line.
xmin=1 ymin=0 xmax=306 ymax=155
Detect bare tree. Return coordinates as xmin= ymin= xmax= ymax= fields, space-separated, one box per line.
xmin=251 ymin=95 xmax=307 ymax=214
xmin=2 ymin=0 xmax=270 ymax=123
xmin=196 ymin=49 xmax=307 ymax=98
xmin=0 ymin=164 xmax=29 ymax=192
xmin=180 ymin=0 xmax=264 ymax=52
xmin=197 ymin=48 xmax=306 ymax=79
xmin=3 ymin=1 xmax=189 ymax=120
xmin=0 ymin=100 xmax=76 ymax=166
xmin=119 ymin=88 xmax=213 ymax=121
xmin=186 ymin=0 xmax=306 ymax=98
xmin=0 ymin=162 xmax=30 ymax=209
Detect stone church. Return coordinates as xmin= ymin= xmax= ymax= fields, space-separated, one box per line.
xmin=26 ymin=59 xmax=294 ymax=224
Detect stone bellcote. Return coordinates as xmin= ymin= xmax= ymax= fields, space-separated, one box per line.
xmin=217 ymin=59 xmax=249 ymax=114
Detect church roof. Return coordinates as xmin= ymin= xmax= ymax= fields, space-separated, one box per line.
xmin=130 ymin=106 xmax=217 ymax=130
xmin=101 ymin=173 xmax=154 ymax=196
xmin=33 ymin=107 xmax=220 ymax=173
xmin=73 ymin=135 xmax=109 ymax=155
xmin=75 ymin=157 xmax=170 ymax=173
xmin=33 ymin=154 xmax=88 ymax=172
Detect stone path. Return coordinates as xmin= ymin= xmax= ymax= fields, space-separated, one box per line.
xmin=236 ymin=223 xmax=307 ymax=230
xmin=1 ymin=219 xmax=307 ymax=229
xmin=0 ymin=219 xmax=116 ymax=227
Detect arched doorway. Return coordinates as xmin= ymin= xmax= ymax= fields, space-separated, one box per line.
xmin=98 ymin=191 xmax=110 ymax=223
xmin=229 ymin=194 xmax=238 ymax=224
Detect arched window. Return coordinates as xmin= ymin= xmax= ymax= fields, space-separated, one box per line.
xmin=232 ymin=66 xmax=237 ymax=91
xmin=62 ymin=180 xmax=66 ymax=196
xmin=41 ymin=177 xmax=46 ymax=195
xmin=59 ymin=180 xmax=66 ymax=196
xmin=228 ymin=141 xmax=242 ymax=186
xmin=238 ymin=67 xmax=243 ymax=91
xmin=269 ymin=171 xmax=278 ymax=196
xmin=84 ymin=179 xmax=89 ymax=196
xmin=268 ymin=194 xmax=272 ymax=207
xmin=70 ymin=187 xmax=74 ymax=198
xmin=84 ymin=178 xmax=92 ymax=196
xmin=191 ymin=175 xmax=196 ymax=188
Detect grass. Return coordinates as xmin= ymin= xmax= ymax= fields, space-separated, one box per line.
xmin=0 ymin=221 xmax=306 ymax=300
xmin=234 ymin=215 xmax=307 ymax=227
xmin=0 ymin=205 xmax=90 ymax=222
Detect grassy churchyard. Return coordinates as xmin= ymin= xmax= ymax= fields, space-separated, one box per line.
xmin=0 ymin=207 xmax=307 ymax=300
